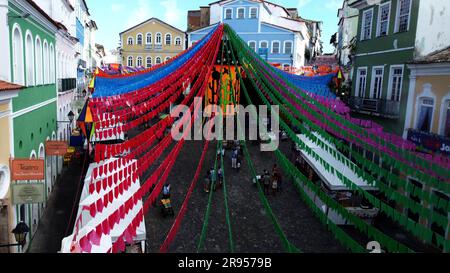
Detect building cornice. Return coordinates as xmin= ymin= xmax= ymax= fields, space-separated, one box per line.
xmin=349 ymin=0 xmax=369 ymax=10
xmin=407 ymin=63 xmax=450 ymax=76
xmin=0 ymin=90 xmax=20 ymax=102
xmin=10 ymin=0 xmax=59 ymax=34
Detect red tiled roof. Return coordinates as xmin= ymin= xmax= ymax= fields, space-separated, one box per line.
xmin=0 ymin=80 xmax=23 ymax=92
xmin=410 ymin=46 xmax=450 ymax=64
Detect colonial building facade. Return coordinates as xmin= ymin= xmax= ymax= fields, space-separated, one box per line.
xmin=405 ymin=47 xmax=450 ymax=156
xmin=336 ymin=0 xmax=359 ymax=69
xmin=0 ymin=0 xmax=97 ymax=253
xmin=119 ymin=18 xmax=186 ymax=68
xmin=188 ymin=0 xmax=322 ymax=69
xmin=349 ymin=0 xmax=450 ymax=136
xmin=2 ymin=0 xmax=59 ymax=252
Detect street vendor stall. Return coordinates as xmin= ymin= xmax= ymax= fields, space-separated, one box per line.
xmin=296 ymin=133 xmax=379 ymax=225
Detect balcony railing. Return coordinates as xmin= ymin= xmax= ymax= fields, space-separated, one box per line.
xmin=348 ymin=96 xmax=400 ymax=119
xmin=58 ymin=78 xmax=77 ymax=93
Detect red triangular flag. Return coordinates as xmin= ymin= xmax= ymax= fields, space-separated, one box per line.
xmin=95 ymin=181 xmax=102 ymax=193
xmin=102 ymin=220 xmax=110 ymax=235
xmin=96 ymin=198 xmax=104 ymax=213
xmin=102 ymin=178 xmax=108 ymax=191
xmin=80 ymin=236 xmax=92 ymax=253
xmin=89 ymin=204 xmax=96 ymax=217
xmin=89 ymin=230 xmax=101 ymax=246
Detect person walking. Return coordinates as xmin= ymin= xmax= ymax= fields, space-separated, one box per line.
xmin=236 ymin=156 xmax=241 ymax=173
xmin=210 ymin=167 xmax=217 ymax=191
xmin=272 ymin=164 xmax=282 ymax=192
xmin=162 ymin=184 xmax=171 ymax=199
xmin=263 ymin=170 xmax=271 ymax=195
xmin=231 ymin=149 xmax=238 ymax=169
xmin=204 ymin=171 xmax=211 ymax=193
xmin=217 ymin=168 xmax=223 ymax=189
xmin=272 ymin=176 xmax=278 ymax=196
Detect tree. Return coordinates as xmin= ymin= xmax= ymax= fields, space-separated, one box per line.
xmin=330 ymin=33 xmax=338 ymax=46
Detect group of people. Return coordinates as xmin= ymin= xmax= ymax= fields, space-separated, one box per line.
xmin=204 ymin=167 xmax=224 ymax=193
xmin=261 ymin=164 xmax=283 ymax=196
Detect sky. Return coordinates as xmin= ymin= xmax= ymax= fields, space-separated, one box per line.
xmin=86 ymin=0 xmax=342 ymax=54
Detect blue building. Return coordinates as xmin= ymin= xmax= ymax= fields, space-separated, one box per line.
xmin=188 ymin=0 xmax=323 ymax=69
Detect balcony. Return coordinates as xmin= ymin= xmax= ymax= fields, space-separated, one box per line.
xmin=348 ymin=97 xmax=400 ymax=119
xmin=58 ymin=78 xmax=77 ymax=93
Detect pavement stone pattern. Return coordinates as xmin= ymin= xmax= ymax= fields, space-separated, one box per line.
xmin=145 ymin=139 xmax=347 ymax=253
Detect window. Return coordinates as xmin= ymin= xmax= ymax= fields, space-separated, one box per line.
xmin=127 ymin=37 xmax=133 ymax=45
xmin=43 ymin=41 xmax=49 ymax=84
xmin=12 ymin=25 xmax=24 ymax=85
xmin=146 ymin=56 xmax=152 ymax=68
xmin=442 ymin=102 xmax=450 ymax=137
xmin=146 ymin=33 xmax=152 ymax=44
xmin=395 ymin=0 xmax=411 ymax=33
xmin=137 ymin=34 xmax=143 ymax=45
xmin=284 ymin=41 xmax=293 ymax=54
xmin=388 ymin=66 xmax=403 ymax=101
xmin=25 ymin=32 xmax=35 ymax=86
xmin=127 ymin=56 xmax=133 ymax=67
xmin=165 ymin=56 xmax=171 ymax=62
xmin=361 ymin=9 xmax=373 ymax=40
xmin=416 ymin=98 xmax=434 ymax=133
xmin=156 ymin=56 xmax=162 ymax=64
xmin=248 ymin=41 xmax=256 ymax=52
xmin=165 ymin=33 xmax=172 ymax=45
xmin=35 ymin=37 xmax=43 ymax=85
xmin=237 ymin=8 xmax=245 ymax=19
xmin=137 ymin=56 xmax=143 ymax=67
xmin=250 ymin=7 xmax=258 ymax=19
xmin=225 ymin=8 xmax=232 ymax=20
xmin=356 ymin=68 xmax=367 ymax=98
xmin=272 ymin=41 xmax=280 ymax=54
xmin=260 ymin=41 xmax=268 ymax=48
xmin=156 ymin=33 xmax=162 ymax=44
xmin=175 ymin=37 xmax=182 ymax=46
xmin=50 ymin=44 xmax=55 ymax=83
xmin=377 ymin=2 xmax=391 ymax=37
xmin=370 ymin=67 xmax=384 ymax=99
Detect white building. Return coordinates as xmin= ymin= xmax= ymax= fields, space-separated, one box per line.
xmin=336 ymin=0 xmax=359 ymax=86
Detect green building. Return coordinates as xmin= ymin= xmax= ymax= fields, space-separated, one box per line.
xmin=7 ymin=0 xmax=59 ymax=251
xmin=348 ymin=0 xmax=420 ymax=135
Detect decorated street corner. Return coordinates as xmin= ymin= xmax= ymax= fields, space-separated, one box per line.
xmin=0 ymin=0 xmax=449 ymax=259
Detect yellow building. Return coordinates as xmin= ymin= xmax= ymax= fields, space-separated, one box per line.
xmin=404 ymin=48 xmax=450 ymax=247
xmin=0 ymin=81 xmax=22 ymax=253
xmin=120 ymin=18 xmax=186 ymax=68
xmin=404 ymin=47 xmax=450 ymax=156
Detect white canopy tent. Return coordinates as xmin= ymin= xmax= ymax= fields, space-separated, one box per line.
xmin=296 ymin=133 xmax=379 ymax=225
xmin=296 ymin=133 xmax=377 ymax=191
xmin=61 ymin=157 xmax=146 ymax=253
